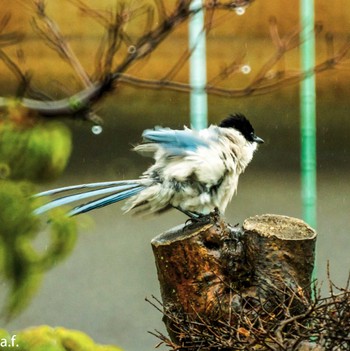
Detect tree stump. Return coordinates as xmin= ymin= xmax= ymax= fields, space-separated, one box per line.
xmin=151 ymin=214 xmax=317 ymax=346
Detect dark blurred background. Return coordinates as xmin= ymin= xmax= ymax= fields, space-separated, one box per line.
xmin=0 ymin=1 xmax=349 ymax=350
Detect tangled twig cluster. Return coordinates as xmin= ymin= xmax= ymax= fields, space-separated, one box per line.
xmin=148 ymin=274 xmax=350 ymax=351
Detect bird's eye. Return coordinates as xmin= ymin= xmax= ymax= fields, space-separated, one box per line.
xmin=249 ymin=132 xmax=256 ymax=142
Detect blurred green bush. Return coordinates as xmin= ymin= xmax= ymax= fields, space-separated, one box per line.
xmin=0 ymin=106 xmax=77 ymax=318
xmin=0 ymin=106 xmax=72 ymax=182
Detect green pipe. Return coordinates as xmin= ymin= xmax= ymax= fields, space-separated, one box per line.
xmin=189 ymin=0 xmax=208 ymax=130
xmin=300 ymin=0 xmax=317 ymax=230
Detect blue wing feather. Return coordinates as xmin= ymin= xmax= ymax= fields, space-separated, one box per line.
xmin=142 ymin=128 xmax=208 ymax=155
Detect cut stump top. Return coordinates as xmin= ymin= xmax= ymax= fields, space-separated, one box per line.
xmin=243 ymin=214 xmax=316 ymax=240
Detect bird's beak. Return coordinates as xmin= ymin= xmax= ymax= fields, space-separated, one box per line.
xmin=253 ymin=135 xmax=264 ymax=144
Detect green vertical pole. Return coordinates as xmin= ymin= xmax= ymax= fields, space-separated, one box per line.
xmin=189 ymin=0 xmax=208 ymax=130
xmin=300 ymin=0 xmax=317 ymax=230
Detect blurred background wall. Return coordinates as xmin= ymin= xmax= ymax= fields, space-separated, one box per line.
xmin=0 ymin=1 xmax=349 ymax=350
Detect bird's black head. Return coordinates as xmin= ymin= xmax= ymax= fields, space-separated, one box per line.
xmin=219 ymin=113 xmax=264 ymax=144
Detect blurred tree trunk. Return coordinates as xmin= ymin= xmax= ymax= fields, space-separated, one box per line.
xmin=151 ymin=214 xmax=317 ymax=345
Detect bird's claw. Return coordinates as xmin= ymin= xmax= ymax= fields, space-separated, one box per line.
xmin=184 ymin=207 xmax=221 ymax=229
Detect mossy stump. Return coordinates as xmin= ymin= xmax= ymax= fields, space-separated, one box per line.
xmin=151 ymin=214 xmax=317 ymax=344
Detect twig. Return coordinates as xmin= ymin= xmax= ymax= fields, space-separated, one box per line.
xmin=31 ymin=0 xmax=92 ymax=87
xmin=1 ymin=0 xmax=350 ymax=122
xmin=147 ymin=276 xmax=350 ymax=350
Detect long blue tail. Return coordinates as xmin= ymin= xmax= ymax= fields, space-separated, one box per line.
xmin=33 ymin=180 xmax=146 ymax=216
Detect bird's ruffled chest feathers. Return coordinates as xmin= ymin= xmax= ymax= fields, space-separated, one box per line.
xmin=217 ymin=127 xmax=257 ymax=174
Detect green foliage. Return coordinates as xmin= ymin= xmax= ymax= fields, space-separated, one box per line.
xmin=0 ymin=326 xmax=123 ymax=351
xmin=0 ymin=108 xmax=119 ymax=351
xmin=0 ymin=180 xmax=77 ymax=318
xmin=0 ymin=119 xmax=72 ymax=182
xmin=0 ymin=107 xmax=78 ymax=317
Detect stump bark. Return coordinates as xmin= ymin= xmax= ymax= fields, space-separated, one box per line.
xmin=151 ymin=214 xmax=316 ymax=344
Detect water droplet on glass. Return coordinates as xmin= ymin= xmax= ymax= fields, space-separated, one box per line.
xmin=241 ymin=64 xmax=251 ymax=74
xmin=128 ymin=45 xmax=136 ymax=54
xmin=235 ymin=7 xmax=245 ymax=16
xmin=91 ymin=125 xmax=103 ymax=135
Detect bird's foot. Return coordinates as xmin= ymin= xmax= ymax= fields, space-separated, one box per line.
xmin=210 ymin=207 xmax=221 ymax=222
xmin=184 ymin=208 xmax=222 ymax=229
xmin=185 ymin=213 xmax=211 ymax=226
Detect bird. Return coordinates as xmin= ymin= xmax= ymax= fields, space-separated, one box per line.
xmin=33 ymin=113 xmax=263 ymax=219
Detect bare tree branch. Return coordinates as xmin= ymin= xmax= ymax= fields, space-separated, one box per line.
xmin=31 ymin=0 xmax=92 ymax=87
xmin=0 ymin=0 xmax=349 ymax=123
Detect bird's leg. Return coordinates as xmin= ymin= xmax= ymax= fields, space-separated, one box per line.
xmin=172 ymin=206 xmax=213 ymax=230
xmin=173 ymin=206 xmax=201 ymax=220
xmin=211 ymin=207 xmax=220 ymax=220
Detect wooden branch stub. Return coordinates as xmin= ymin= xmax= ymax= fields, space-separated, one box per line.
xmin=243 ymin=214 xmax=317 ymax=302
xmin=151 ymin=214 xmax=317 ymax=344
xmin=151 ymin=220 xmax=241 ymax=316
